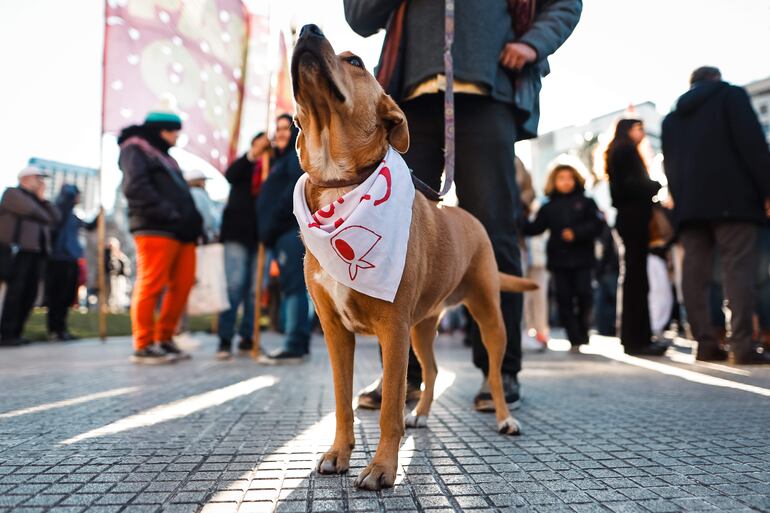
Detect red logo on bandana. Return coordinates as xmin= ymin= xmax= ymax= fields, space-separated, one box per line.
xmin=330 ymin=226 xmax=382 ymax=280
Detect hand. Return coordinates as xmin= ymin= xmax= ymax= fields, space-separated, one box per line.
xmin=499 ymin=42 xmax=537 ymax=71
xmin=765 ymin=199 xmax=770 ymax=218
xmin=662 ymin=197 xmax=675 ymax=210
xmin=561 ymin=228 xmax=575 ymax=242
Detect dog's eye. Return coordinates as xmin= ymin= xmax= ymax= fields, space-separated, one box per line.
xmin=345 ymin=56 xmax=364 ymax=68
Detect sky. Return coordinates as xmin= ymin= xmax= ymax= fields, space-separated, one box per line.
xmin=1 ymin=0 xmax=769 ymax=199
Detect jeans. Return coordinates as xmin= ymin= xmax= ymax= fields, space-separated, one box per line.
xmin=218 ymin=242 xmax=256 ymax=344
xmin=275 ymin=230 xmax=310 ymax=354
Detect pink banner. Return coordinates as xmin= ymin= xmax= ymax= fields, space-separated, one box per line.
xmin=103 ymin=0 xmax=248 ymax=170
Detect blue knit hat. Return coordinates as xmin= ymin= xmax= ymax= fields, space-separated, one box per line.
xmin=143 ymin=110 xmax=182 ymax=130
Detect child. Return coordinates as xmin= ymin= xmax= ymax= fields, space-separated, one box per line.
xmin=522 ymin=163 xmax=603 ymax=349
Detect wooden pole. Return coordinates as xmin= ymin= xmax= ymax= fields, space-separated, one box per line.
xmin=97 ymin=0 xmax=109 ymax=341
xmin=251 ymin=152 xmax=271 ymax=360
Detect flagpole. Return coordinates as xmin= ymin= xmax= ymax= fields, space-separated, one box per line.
xmin=97 ymin=0 xmax=109 ymax=341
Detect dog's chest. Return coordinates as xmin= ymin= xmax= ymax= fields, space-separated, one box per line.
xmin=312 ymin=270 xmax=371 ymax=334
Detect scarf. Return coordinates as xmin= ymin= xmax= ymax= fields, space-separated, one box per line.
xmin=293 ymin=147 xmax=415 ymax=302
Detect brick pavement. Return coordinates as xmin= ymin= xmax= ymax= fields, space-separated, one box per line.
xmin=0 ymin=332 xmax=769 ymax=513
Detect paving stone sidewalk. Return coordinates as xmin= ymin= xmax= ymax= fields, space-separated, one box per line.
xmin=0 ymin=332 xmax=769 ymax=513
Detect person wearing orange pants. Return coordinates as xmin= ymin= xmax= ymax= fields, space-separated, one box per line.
xmin=118 ymin=111 xmax=203 ymax=364
xmin=131 ymin=236 xmax=196 ymax=353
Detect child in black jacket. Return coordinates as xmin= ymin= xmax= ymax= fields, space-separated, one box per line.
xmin=522 ymin=164 xmax=604 ymax=348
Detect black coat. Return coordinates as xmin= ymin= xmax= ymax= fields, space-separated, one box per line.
xmin=220 ymin=154 xmax=259 ymax=248
xmin=118 ymin=128 xmax=203 ymax=243
xmin=606 ymin=144 xmax=660 ymax=209
xmin=662 ymin=81 xmax=770 ymax=228
xmin=522 ymin=190 xmax=603 ymax=271
xmin=257 ymin=129 xmax=302 ymax=248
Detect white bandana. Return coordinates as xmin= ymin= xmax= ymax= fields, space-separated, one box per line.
xmin=293 ymin=147 xmax=415 ymax=302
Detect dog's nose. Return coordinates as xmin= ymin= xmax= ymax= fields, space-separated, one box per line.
xmin=299 ymin=24 xmax=324 ymax=39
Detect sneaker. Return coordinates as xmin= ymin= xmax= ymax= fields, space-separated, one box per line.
xmin=522 ymin=332 xmax=547 ymax=353
xmin=732 ymin=346 xmax=770 ymax=365
xmin=130 ymin=345 xmax=175 ymax=365
xmin=237 ymin=338 xmax=254 ymax=354
xmin=48 ymin=331 xmax=78 ymax=342
xmin=0 ymin=338 xmax=30 ymax=347
xmin=474 ymin=374 xmax=521 ymax=413
xmin=357 ymin=377 xmax=422 ymax=410
xmin=625 ymin=341 xmax=668 ymax=356
xmin=216 ymin=338 xmax=232 ymax=360
xmin=159 ymin=340 xmax=191 ymax=361
xmin=258 ymin=349 xmax=306 ymax=365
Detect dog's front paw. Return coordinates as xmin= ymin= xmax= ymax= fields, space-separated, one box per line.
xmin=354 ymin=460 xmax=397 ymax=490
xmin=404 ymin=413 xmax=428 ymax=429
xmin=497 ymin=416 xmax=521 ymax=436
xmin=317 ymin=449 xmax=351 ymax=475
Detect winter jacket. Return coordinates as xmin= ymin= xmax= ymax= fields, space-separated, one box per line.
xmin=0 ymin=187 xmax=60 ymax=254
xmin=661 ymin=80 xmax=770 ymax=228
xmin=521 ymin=189 xmax=602 ymax=271
xmin=50 ymin=184 xmax=96 ymax=261
xmin=117 ymin=127 xmax=203 ymax=243
xmin=257 ymin=128 xmax=302 ymax=248
xmin=220 ymin=154 xmax=260 ymax=248
xmin=606 ymin=144 xmax=660 ymax=209
xmin=343 ymin=0 xmax=582 ymax=140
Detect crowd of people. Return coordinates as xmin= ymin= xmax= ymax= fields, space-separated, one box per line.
xmin=1 ymin=1 xmax=769 ymax=408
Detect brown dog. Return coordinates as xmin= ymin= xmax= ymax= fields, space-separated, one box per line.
xmin=291 ymin=24 xmax=537 ymax=491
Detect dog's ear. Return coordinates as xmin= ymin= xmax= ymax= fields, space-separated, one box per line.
xmin=379 ymin=94 xmax=410 ymax=153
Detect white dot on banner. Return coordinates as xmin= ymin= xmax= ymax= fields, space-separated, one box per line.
xmin=214 ymin=106 xmax=223 ymax=116
xmin=213 ymin=64 xmax=222 ymax=74
xmin=172 ymin=36 xmax=183 ymax=46
xmin=169 ymin=73 xmax=180 ymax=84
xmin=111 ymin=80 xmax=123 ymax=90
xmin=172 ymin=62 xmax=183 ymax=73
xmin=161 ymin=46 xmax=171 ymax=56
xmin=179 ymin=111 xmax=189 ymax=121
xmin=197 ymin=135 xmax=207 ymax=144
xmin=233 ymin=68 xmax=242 ymax=80
xmin=214 ymin=86 xmax=223 ymax=97
xmin=211 ymin=149 xmax=220 ymax=159
xmin=197 ymin=98 xmax=207 ymax=108
xmin=128 ymin=28 xmax=140 ymax=40
xmin=219 ymin=10 xmax=230 ymax=23
xmin=106 ymin=16 xmax=124 ymax=26
xmin=127 ymin=54 xmax=139 ymax=65
xmin=228 ymin=82 xmax=237 ymax=92
xmin=158 ymin=10 xmax=170 ymax=23
xmin=200 ymin=71 xmax=209 ymax=82
xmin=120 ymin=108 xmax=132 ymax=118
xmin=200 ymin=41 xmax=210 ymax=54
xmin=221 ymin=32 xmax=231 ymax=43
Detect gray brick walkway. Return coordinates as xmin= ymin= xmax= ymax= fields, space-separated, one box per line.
xmin=0 ymin=331 xmax=769 ymax=513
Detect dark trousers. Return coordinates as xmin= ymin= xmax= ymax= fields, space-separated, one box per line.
xmin=552 ymin=268 xmax=593 ymax=346
xmin=1 ymin=251 xmax=43 ymax=341
xmin=46 ymin=259 xmax=79 ymax=335
xmin=401 ymin=93 xmax=522 ymax=382
xmin=616 ymin=205 xmax=652 ymax=348
xmin=679 ymin=222 xmax=757 ymax=359
xmin=275 ymin=230 xmax=311 ymax=355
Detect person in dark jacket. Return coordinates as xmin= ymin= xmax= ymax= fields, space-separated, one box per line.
xmin=0 ymin=166 xmax=61 ymax=346
xmin=345 ymin=0 xmax=583 ymax=412
xmin=216 ymin=132 xmax=270 ymax=359
xmin=257 ymin=114 xmax=311 ymax=363
xmin=662 ymin=66 xmax=770 ymax=364
xmin=522 ymin=163 xmax=602 ymax=348
xmin=606 ymin=119 xmax=666 ymax=356
xmin=118 ymin=110 xmax=203 ymax=364
xmin=45 ymin=184 xmax=96 ymax=341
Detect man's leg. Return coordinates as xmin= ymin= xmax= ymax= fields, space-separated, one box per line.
xmin=156 ymin=242 xmax=196 ymax=343
xmin=715 ymin=222 xmax=758 ymax=360
xmin=575 ymin=267 xmax=594 ymax=345
xmin=454 ymin=95 xmax=522 ymax=378
xmin=238 ymin=246 xmax=257 ymax=343
xmin=131 ymin=236 xmax=175 ymax=351
xmin=679 ymin=225 xmax=718 ymax=353
xmin=275 ymin=231 xmax=310 ymax=355
xmin=46 ymin=259 xmax=67 ymax=335
xmin=218 ymin=242 xmax=248 ymax=345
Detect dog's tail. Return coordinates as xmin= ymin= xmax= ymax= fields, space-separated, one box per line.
xmin=499 ymin=272 xmax=539 ymax=293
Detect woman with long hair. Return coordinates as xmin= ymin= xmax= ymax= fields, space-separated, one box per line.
xmin=605 ymin=119 xmax=667 ymax=355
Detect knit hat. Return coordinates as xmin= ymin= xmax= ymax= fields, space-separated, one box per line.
xmin=143 ymin=110 xmax=182 ymax=131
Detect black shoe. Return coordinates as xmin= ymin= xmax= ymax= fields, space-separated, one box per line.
xmin=130 ymin=345 xmax=175 ymax=365
xmin=237 ymin=338 xmax=253 ymax=353
xmin=696 ymin=345 xmax=728 ymax=362
xmin=258 ymin=349 xmax=306 ymax=365
xmin=0 ymin=338 xmax=29 ymax=347
xmin=474 ymin=374 xmax=521 ymax=413
xmin=732 ymin=346 xmax=770 ymax=365
xmin=48 ymin=331 xmax=77 ymax=342
xmin=159 ymin=340 xmax=191 ymax=361
xmin=625 ymin=341 xmax=668 ymax=356
xmin=357 ymin=377 xmax=422 ymax=410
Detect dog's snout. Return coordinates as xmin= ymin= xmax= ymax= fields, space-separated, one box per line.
xmin=299 ymin=24 xmax=324 ymax=39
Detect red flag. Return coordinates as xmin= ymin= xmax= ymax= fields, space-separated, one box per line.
xmin=103 ymin=0 xmax=249 ymax=170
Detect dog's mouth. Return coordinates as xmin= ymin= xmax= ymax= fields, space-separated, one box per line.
xmin=291 ymin=45 xmax=346 ymax=104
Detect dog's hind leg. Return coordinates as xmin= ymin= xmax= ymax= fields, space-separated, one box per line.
xmin=464 ymin=279 xmax=521 ymax=437
xmin=355 ymin=323 xmax=410 ymax=490
xmin=405 ymin=315 xmax=440 ymax=429
xmin=316 ymin=315 xmax=356 ymax=475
